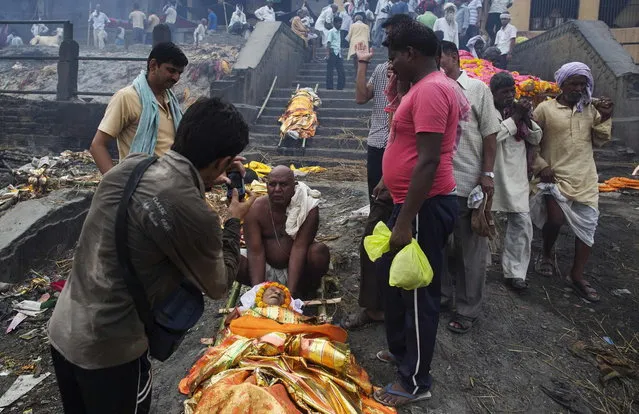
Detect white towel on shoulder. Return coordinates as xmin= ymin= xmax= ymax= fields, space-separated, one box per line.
xmin=285 ymin=182 xmax=321 ymax=239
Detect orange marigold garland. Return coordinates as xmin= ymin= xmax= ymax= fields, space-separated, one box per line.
xmin=254 ymin=281 xmax=293 ymax=309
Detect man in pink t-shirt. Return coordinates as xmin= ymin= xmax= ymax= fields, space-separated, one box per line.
xmin=373 ymin=20 xmax=461 ymax=408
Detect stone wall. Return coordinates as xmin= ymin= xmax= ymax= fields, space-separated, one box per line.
xmin=0 ymin=189 xmax=94 ymax=283
xmin=513 ymin=20 xmax=639 ymax=152
xmin=210 ymin=22 xmax=307 ymax=122
xmin=0 ymin=95 xmax=106 ymax=156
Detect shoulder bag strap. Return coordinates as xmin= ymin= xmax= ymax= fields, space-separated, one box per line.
xmin=115 ymin=156 xmax=158 ymax=330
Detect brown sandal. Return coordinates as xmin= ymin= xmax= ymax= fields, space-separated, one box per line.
xmin=447 ymin=314 xmax=477 ymax=334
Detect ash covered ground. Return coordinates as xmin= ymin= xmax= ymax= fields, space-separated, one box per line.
xmin=0 ymin=150 xmax=637 ymax=413
xmin=0 ymin=31 xmax=245 ymax=105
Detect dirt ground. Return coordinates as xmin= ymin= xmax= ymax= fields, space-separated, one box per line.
xmin=0 ymin=170 xmax=638 ymax=413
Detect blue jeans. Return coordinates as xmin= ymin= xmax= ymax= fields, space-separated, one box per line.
xmin=133 ymin=27 xmax=144 ymax=43
xmin=372 ymin=18 xmax=387 ymax=47
xmin=326 ymin=52 xmax=345 ymax=90
xmin=379 ymin=195 xmax=457 ymax=394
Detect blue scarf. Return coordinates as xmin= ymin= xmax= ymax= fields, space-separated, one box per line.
xmin=130 ymin=70 xmax=182 ymax=155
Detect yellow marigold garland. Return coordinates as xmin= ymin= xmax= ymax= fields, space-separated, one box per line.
xmin=255 ymin=281 xmax=292 ymax=309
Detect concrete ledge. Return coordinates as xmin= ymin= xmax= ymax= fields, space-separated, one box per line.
xmin=0 ymin=189 xmax=94 ymax=283
xmin=234 ymin=22 xmax=282 ymax=70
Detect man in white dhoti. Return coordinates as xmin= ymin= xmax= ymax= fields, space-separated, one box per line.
xmin=238 ymin=166 xmax=330 ymax=297
xmin=530 ymin=62 xmax=614 ymax=302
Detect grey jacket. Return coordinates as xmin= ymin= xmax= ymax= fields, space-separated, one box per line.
xmin=48 ymin=150 xmax=241 ymax=369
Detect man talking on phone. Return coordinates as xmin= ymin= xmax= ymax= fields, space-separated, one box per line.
xmin=48 ymin=98 xmax=255 ymax=414
xmin=236 ymin=166 xmax=330 ymax=298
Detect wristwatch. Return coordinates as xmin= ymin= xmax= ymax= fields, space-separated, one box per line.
xmin=482 ymin=172 xmax=495 ymax=178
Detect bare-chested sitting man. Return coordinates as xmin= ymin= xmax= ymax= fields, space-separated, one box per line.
xmin=237 ymin=166 xmax=330 ymax=297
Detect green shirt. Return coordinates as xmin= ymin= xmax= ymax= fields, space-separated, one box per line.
xmin=327 ymin=27 xmax=342 ymax=57
xmin=417 ymin=11 xmax=437 ymax=29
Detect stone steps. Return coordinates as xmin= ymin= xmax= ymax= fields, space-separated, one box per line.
xmin=249 ymin=49 xmax=382 ymax=160
xmin=270 ymin=88 xmax=360 ymax=99
xmin=252 ymin=123 xmax=369 ymax=137
xmin=260 ymin=106 xmax=372 ymax=118
xmin=268 ymin=97 xmax=372 ymax=108
xmin=251 ymin=145 xmax=366 ymax=160
xmin=259 ymin=114 xmax=368 ymax=129
xmin=250 ymin=133 xmax=367 ymax=150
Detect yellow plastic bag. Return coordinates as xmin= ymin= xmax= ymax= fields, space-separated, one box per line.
xmin=363 ymin=222 xmax=434 ymax=290
xmin=389 ymin=240 xmax=433 ymax=290
xmin=363 ymin=222 xmax=392 ymax=262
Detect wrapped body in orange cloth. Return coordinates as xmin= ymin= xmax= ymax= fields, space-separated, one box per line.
xmin=278 ymin=88 xmax=322 ymax=140
xmin=179 ymin=283 xmax=395 ymax=414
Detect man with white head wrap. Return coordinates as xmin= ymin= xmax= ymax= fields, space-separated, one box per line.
xmin=486 ymin=0 xmax=512 ymax=42
xmin=494 ymin=12 xmax=517 ymax=68
xmin=229 ymin=5 xmax=250 ymax=36
xmin=433 ymin=3 xmax=459 ymax=46
xmin=530 ymin=62 xmax=614 ymax=303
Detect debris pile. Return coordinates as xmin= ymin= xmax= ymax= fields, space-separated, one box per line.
xmin=0 ymin=151 xmax=100 ymax=212
xmin=0 ymin=36 xmax=244 ymax=104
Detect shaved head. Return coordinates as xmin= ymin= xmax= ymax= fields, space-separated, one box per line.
xmin=267 ymin=166 xmax=296 ymax=208
xmin=269 ymin=165 xmax=295 ymax=182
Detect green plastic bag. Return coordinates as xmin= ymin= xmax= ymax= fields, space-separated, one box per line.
xmin=363 ymin=221 xmax=392 ymax=262
xmin=390 ymin=239 xmax=433 ymax=290
xmin=363 ymin=221 xmax=434 ymax=290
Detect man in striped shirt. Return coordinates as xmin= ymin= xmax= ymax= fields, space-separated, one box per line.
xmin=439 ymin=40 xmax=500 ymax=333
xmin=465 ymin=0 xmax=482 ymax=47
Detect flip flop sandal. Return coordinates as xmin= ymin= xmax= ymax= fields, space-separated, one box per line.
xmin=447 ymin=314 xmax=477 ymax=334
xmin=376 ymin=350 xmax=398 ymax=365
xmin=373 ymin=383 xmax=432 ymax=407
xmin=572 ymin=280 xmax=600 ymax=302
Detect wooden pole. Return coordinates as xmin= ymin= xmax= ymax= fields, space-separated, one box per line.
xmin=87 ymin=2 xmax=92 ymax=47
xmin=215 ymin=281 xmax=242 ymax=345
xmin=217 ymin=297 xmax=342 ymax=314
xmin=222 ymin=1 xmax=228 ymax=28
xmin=255 ymin=75 xmax=278 ymax=121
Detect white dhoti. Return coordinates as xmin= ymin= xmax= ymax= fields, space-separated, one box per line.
xmin=502 ymin=212 xmax=533 ymax=281
xmin=93 ymin=28 xmax=106 ymax=49
xmin=240 ymin=248 xmax=289 ymax=286
xmin=317 ymin=28 xmax=330 ymax=46
xmin=530 ymin=183 xmax=599 ymax=247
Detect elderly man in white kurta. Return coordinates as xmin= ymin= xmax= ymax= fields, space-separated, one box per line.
xmin=490 ymin=72 xmax=542 ymax=292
